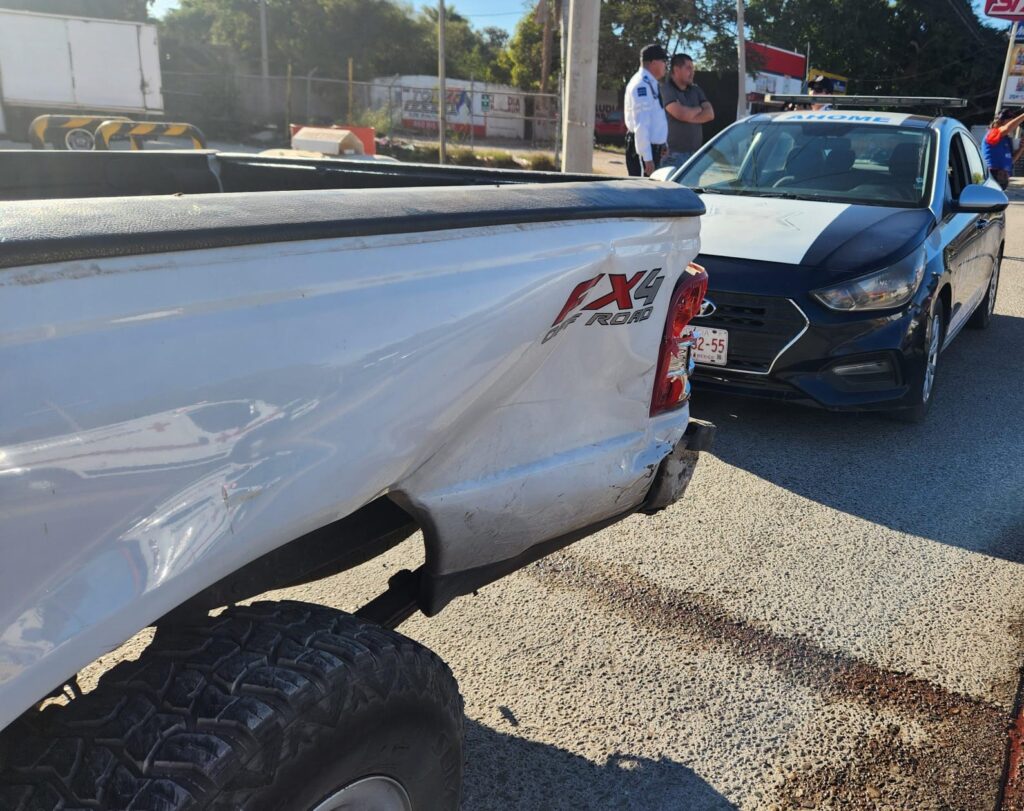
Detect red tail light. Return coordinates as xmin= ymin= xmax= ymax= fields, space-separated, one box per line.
xmin=650 ymin=262 xmax=708 ymax=416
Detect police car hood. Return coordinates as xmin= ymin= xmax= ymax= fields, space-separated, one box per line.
xmin=698 ymin=193 xmax=935 ymax=274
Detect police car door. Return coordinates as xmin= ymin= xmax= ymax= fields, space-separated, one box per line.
xmin=941 ymin=132 xmax=988 ymax=334
xmin=958 ymin=131 xmax=1003 ymax=305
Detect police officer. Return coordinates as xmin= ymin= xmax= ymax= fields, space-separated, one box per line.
xmin=808 ymin=75 xmax=835 ymax=110
xmin=624 ymin=44 xmax=669 ymax=177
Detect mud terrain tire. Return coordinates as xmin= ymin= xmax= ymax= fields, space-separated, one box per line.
xmin=0 ymin=601 xmax=463 ymax=810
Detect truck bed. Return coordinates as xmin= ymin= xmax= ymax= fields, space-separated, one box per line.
xmin=0 ymin=151 xmax=701 ymax=271
xmin=0 ymin=153 xmax=707 ymax=735
xmin=0 ymin=149 xmax=603 ymax=202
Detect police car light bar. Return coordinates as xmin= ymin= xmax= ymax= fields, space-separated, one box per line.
xmin=764 ymin=94 xmax=967 ymax=108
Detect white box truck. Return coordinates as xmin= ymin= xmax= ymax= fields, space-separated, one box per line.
xmin=0 ymin=8 xmax=163 ymax=141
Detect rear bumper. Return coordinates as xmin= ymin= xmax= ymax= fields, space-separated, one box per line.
xmin=420 ymin=417 xmax=715 ymax=614
xmin=642 ymin=418 xmax=716 ymax=513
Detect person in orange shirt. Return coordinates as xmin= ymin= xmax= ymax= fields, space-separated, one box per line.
xmin=982 ymin=108 xmax=1024 ymax=189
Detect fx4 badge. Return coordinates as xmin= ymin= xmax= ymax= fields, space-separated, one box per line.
xmin=543 ymin=268 xmax=665 ymax=344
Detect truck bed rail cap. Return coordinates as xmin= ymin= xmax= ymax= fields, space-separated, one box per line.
xmin=0 ymin=181 xmax=704 ymax=270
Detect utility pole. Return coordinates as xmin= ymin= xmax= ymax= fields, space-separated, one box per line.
xmin=736 ymin=0 xmax=747 ymax=121
xmin=438 ymin=0 xmax=447 ymax=164
xmin=259 ymin=0 xmax=269 ymax=79
xmin=305 ymin=67 xmax=318 ymax=122
xmin=259 ymin=0 xmax=270 ymax=121
xmin=347 ymin=57 xmax=354 ymax=121
xmin=538 ymin=0 xmax=552 ymax=149
xmin=996 ymin=21 xmax=1020 ymax=118
xmin=555 ymin=0 xmax=568 ymax=167
xmin=560 ymin=0 xmax=600 ymax=173
xmin=539 ymin=0 xmax=552 ymax=94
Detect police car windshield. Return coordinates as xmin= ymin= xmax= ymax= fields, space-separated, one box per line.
xmin=676 ymin=119 xmax=934 ymax=208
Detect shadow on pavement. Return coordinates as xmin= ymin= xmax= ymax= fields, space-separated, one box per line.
xmin=689 ymin=312 xmax=1024 ymax=563
xmin=461 ymin=719 xmax=734 ymax=810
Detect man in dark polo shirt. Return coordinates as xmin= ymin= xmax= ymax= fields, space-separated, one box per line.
xmin=661 ymin=53 xmax=714 ymax=169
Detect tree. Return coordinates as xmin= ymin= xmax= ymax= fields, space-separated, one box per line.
xmin=417 ymin=6 xmax=511 ymax=83
xmin=745 ymin=0 xmax=1006 ymax=118
xmin=496 ymin=5 xmax=550 ymax=90
xmin=164 ymin=0 xmax=437 ymax=79
xmin=882 ymin=0 xmax=1006 ymax=114
xmin=598 ymin=0 xmax=707 ymax=90
xmin=475 ymin=27 xmax=513 ymax=84
xmin=161 ymin=0 xmax=518 ymax=83
xmin=699 ymin=0 xmax=756 ymax=72
xmin=743 ymin=0 xmax=892 ymax=88
xmin=160 ymin=0 xmax=230 ymax=71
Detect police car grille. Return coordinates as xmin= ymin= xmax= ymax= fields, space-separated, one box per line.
xmin=694 ymin=292 xmax=806 ymax=373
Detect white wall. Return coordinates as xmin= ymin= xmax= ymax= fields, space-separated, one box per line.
xmin=372 ymin=75 xmax=529 ymax=140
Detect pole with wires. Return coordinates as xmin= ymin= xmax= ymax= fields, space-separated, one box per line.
xmin=736 ymin=0 xmax=747 ymax=121
xmin=438 ymin=0 xmax=447 ymax=164
xmin=259 ymin=0 xmax=270 ymax=121
xmin=559 ymin=0 xmax=599 ymax=173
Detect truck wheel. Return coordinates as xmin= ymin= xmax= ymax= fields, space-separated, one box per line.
xmin=0 ymin=601 xmax=463 ymax=810
xmin=63 ymin=128 xmax=96 ymax=151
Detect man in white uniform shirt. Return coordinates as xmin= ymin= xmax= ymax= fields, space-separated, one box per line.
xmin=624 ymin=44 xmax=669 ymax=177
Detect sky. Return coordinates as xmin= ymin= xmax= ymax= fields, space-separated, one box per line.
xmin=150 ymin=0 xmax=1014 ymax=33
xmin=149 ymin=0 xmax=529 ymax=35
xmin=148 ymin=1 xmax=1018 ymax=44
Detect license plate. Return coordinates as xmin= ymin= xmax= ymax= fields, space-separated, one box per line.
xmin=693 ymin=327 xmax=728 ymax=366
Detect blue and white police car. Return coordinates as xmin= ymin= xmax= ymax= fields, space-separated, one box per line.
xmin=661 ymin=97 xmax=1008 ymax=421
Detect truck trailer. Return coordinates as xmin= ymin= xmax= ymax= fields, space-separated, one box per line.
xmin=0 ymin=8 xmax=163 ymax=142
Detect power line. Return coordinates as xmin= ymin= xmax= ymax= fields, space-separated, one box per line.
xmin=943 ymin=0 xmax=987 ymax=45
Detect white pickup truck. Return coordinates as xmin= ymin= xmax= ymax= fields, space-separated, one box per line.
xmin=0 ymin=150 xmax=711 ymax=810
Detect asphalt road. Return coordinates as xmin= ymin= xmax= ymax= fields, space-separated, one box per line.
xmin=79 ymin=191 xmax=1024 ymax=810
xmin=593 ymin=146 xmax=629 ymax=176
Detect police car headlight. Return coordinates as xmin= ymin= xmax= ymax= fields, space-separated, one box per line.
xmin=812 ymin=249 xmax=926 ymax=311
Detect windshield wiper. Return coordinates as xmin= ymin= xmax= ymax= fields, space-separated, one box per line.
xmin=742 ymin=190 xmax=804 ymax=199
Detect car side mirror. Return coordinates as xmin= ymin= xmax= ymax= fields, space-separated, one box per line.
xmin=956 ymin=183 xmax=1009 ymax=213
xmin=650 ymin=166 xmax=677 ymax=183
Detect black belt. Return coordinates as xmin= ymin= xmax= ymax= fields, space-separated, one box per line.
xmin=626 ymin=134 xmax=665 ymax=150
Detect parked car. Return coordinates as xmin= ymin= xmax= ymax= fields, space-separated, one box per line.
xmin=595 ymin=109 xmax=628 ymax=144
xmin=662 ymin=104 xmax=1008 ymax=421
xmin=0 ymin=150 xmax=712 ymax=809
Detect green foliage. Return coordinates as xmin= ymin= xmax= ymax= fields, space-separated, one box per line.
xmin=524 ymin=151 xmax=557 ymax=171
xmin=155 ymin=0 xmax=1011 ymax=126
xmin=598 ymin=0 xmax=705 ymax=89
xmin=162 ymin=0 xmax=512 ymax=83
xmin=497 ymin=9 xmax=547 ymax=90
xmin=419 ymin=7 xmax=512 ymax=84
xmin=354 ymin=106 xmax=392 ymax=135
xmin=746 ymin=0 xmax=1006 ymax=115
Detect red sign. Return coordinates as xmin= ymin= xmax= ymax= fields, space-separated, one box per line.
xmin=986 ymin=0 xmax=1024 ymax=21
xmin=746 ymin=42 xmax=807 ymax=79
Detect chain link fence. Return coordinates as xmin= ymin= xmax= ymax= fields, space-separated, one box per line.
xmin=163 ymin=70 xmax=561 ymax=152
